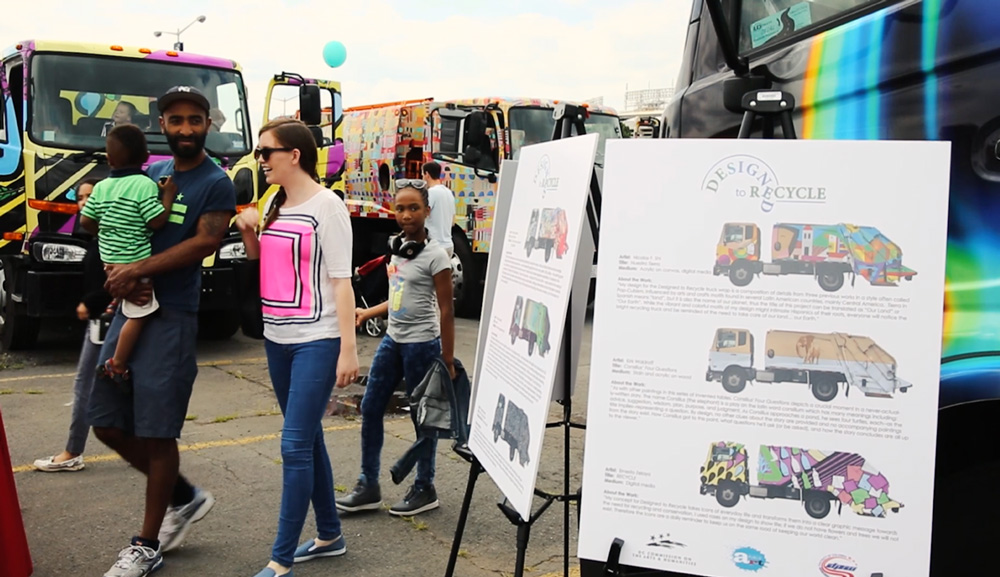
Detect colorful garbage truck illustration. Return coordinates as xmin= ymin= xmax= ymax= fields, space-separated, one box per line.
xmin=525 ymin=208 xmax=569 ymax=262
xmin=509 ymin=296 xmax=551 ymax=357
xmin=706 ymin=328 xmax=911 ymax=402
xmin=491 ymin=393 xmax=530 ymax=467
xmin=699 ymin=442 xmax=903 ymax=520
xmin=714 ymin=222 xmax=917 ymax=292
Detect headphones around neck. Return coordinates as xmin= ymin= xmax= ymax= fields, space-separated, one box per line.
xmin=388 ymin=231 xmax=428 ymax=259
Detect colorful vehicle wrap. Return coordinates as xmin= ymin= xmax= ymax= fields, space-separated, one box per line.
xmin=700 ymin=441 xmax=903 ymax=519
xmin=342 ymin=97 xmax=620 ymax=316
xmin=715 ymin=222 xmax=915 ymax=292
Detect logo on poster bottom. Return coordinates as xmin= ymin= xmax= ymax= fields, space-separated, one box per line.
xmin=819 ymin=554 xmax=857 ymax=577
xmin=732 ymin=547 xmax=767 ymax=572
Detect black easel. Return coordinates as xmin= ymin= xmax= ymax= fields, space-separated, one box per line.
xmin=443 ymin=103 xmax=600 ymax=577
xmin=591 ymin=87 xmax=798 ymax=577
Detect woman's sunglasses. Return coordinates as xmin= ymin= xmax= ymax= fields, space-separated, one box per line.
xmin=395 ymin=178 xmax=428 ymax=190
xmin=254 ymin=146 xmax=293 ymax=162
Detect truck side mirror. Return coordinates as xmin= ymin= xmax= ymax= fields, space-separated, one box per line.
xmin=299 ymin=84 xmax=322 ymax=126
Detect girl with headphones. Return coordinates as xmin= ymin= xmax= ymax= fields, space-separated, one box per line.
xmin=336 ymin=178 xmax=456 ymax=518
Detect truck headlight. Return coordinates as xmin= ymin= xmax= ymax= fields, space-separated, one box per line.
xmin=218 ymin=241 xmax=246 ymax=261
xmin=33 ymin=242 xmax=87 ymax=263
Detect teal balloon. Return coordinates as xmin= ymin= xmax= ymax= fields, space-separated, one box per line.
xmin=322 ymin=41 xmax=347 ymax=68
xmin=80 ymin=92 xmax=101 ymax=115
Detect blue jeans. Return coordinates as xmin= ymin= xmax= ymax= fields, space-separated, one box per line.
xmin=265 ymin=338 xmax=344 ymax=568
xmin=360 ymin=335 xmax=441 ymax=489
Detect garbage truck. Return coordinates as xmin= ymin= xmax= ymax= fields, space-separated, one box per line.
xmin=715 ymin=222 xmax=916 ymax=292
xmin=699 ymin=441 xmax=904 ymax=520
xmin=524 ymin=207 xmax=569 ymax=262
xmin=509 ymin=296 xmax=551 ymax=357
xmin=342 ymin=97 xmax=621 ymax=317
xmin=707 ymin=328 xmax=912 ymax=402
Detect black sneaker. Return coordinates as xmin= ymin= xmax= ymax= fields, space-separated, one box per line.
xmin=335 ymin=480 xmax=382 ymax=512
xmin=389 ymin=484 xmax=439 ymax=516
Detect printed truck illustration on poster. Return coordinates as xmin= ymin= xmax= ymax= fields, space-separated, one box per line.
xmin=509 ymin=296 xmax=552 ymax=357
xmin=714 ymin=222 xmax=917 ymax=292
xmin=706 ymin=329 xmax=912 ymax=402
xmin=699 ymin=442 xmax=904 ymax=520
xmin=490 ymin=393 xmax=531 ymax=467
xmin=525 ymin=207 xmax=569 ymax=262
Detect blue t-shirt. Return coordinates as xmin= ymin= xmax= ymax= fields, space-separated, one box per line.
xmin=146 ymin=156 xmax=236 ymax=312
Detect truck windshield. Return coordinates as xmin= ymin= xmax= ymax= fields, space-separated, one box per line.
xmin=738 ymin=0 xmax=881 ymax=53
xmin=30 ymin=53 xmax=250 ymax=156
xmin=509 ymin=107 xmax=622 ymax=166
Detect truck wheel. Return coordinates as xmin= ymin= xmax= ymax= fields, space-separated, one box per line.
xmin=0 ymin=263 xmax=40 ymax=351
xmin=729 ymin=262 xmax=754 ymax=287
xmin=716 ymin=480 xmax=741 ymax=508
xmin=452 ymin=230 xmax=482 ymax=319
xmin=527 ymin=339 xmax=535 ymax=356
xmin=526 ymin=240 xmax=533 ymax=258
xmin=544 ymin=245 xmax=553 ymax=262
xmin=805 ymin=493 xmax=832 ymax=519
xmin=721 ymin=367 xmax=747 ymax=394
xmin=817 ymin=270 xmax=845 ymax=292
xmin=811 ymin=377 xmax=839 ymax=402
xmin=197 ymin=310 xmax=241 ymax=340
xmin=509 ymin=445 xmax=516 ymax=461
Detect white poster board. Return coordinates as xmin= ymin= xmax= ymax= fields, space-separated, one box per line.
xmin=578 ymin=139 xmax=951 ymax=577
xmin=468 ymin=133 xmax=599 ymax=519
xmin=473 ymin=160 xmax=593 ymax=411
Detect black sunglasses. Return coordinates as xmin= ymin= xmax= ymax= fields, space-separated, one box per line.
xmin=395 ymin=178 xmax=428 ymax=190
xmin=254 ymin=146 xmax=293 ymax=161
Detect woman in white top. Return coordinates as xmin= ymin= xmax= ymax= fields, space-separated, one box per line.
xmin=236 ymin=118 xmax=359 ymax=577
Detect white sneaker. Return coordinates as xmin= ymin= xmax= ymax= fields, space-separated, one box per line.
xmin=33 ymin=455 xmax=84 ymax=472
xmin=158 ymin=487 xmax=216 ymax=552
xmin=103 ymin=543 xmax=163 ymax=577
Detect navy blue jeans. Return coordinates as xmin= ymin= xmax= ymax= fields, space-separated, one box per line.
xmin=265 ymin=338 xmax=344 ymax=567
xmin=360 ymin=335 xmax=441 ymax=489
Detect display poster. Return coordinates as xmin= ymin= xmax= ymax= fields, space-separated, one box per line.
xmin=468 ymin=133 xmax=599 ymax=519
xmin=578 ymin=139 xmax=951 ymax=577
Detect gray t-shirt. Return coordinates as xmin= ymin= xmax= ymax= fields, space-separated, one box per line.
xmin=387 ymin=239 xmax=452 ymax=343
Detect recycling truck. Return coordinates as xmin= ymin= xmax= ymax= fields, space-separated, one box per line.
xmin=700 ymin=441 xmax=904 ymax=520
xmin=341 ymin=97 xmax=621 ymax=317
xmin=0 ymin=39 xmax=345 ymax=348
xmin=715 ymin=222 xmax=916 ymax=292
xmin=707 ymin=328 xmax=911 ymax=402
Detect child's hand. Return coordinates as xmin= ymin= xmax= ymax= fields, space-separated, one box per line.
xmin=355 ymin=307 xmax=366 ymax=328
xmin=158 ymin=175 xmax=178 ymax=198
xmin=336 ymin=347 xmax=359 ymax=388
xmin=236 ymin=207 xmax=259 ymax=233
xmin=76 ymin=303 xmax=89 ymax=321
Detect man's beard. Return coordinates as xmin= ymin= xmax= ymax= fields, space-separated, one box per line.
xmin=166 ymin=131 xmax=207 ymax=159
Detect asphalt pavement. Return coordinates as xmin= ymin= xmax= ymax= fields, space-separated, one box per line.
xmin=2 ymin=316 xmax=594 ymax=577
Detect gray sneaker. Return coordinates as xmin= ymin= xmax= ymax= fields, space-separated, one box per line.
xmin=389 ymin=484 xmax=439 ymax=516
xmin=33 ymin=455 xmax=84 ymax=472
xmin=103 ymin=543 xmax=163 ymax=577
xmin=158 ymin=487 xmax=216 ymax=552
xmin=335 ymin=480 xmax=382 ymax=512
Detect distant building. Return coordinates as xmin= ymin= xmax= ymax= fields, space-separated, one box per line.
xmin=624 ymin=86 xmax=674 ymax=112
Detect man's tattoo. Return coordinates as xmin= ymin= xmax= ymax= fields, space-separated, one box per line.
xmin=200 ymin=211 xmax=232 ymax=239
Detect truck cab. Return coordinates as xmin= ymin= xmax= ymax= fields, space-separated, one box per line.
xmin=0 ymin=40 xmax=258 ymax=348
xmin=667 ymin=1 xmax=1000 ymax=569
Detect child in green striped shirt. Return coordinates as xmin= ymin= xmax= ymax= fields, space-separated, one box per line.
xmin=80 ymin=124 xmax=176 ymax=384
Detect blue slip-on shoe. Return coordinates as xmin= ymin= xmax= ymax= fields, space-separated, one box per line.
xmin=251 ymin=568 xmax=293 ymax=577
xmin=293 ymin=534 xmax=347 ymax=562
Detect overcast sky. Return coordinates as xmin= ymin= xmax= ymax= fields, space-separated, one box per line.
xmin=3 ymin=0 xmax=691 ymax=122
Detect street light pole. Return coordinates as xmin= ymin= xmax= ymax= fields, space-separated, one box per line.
xmin=153 ymin=15 xmax=207 ymax=52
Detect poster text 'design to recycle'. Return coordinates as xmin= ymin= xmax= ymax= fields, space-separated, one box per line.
xmin=578 ymin=139 xmax=951 ymax=577
xmin=468 ymin=132 xmax=598 ymax=520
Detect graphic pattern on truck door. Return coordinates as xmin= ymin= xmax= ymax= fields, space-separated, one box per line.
xmin=717 ymin=223 xmax=758 ymax=266
xmin=757 ymin=445 xmax=902 ymax=518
